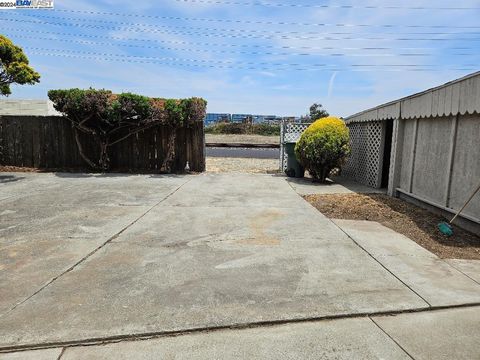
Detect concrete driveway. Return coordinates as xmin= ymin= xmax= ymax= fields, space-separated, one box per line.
xmin=0 ymin=172 xmax=479 ymax=359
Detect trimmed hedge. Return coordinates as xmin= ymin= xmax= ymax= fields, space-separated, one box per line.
xmin=295 ymin=116 xmax=350 ymax=182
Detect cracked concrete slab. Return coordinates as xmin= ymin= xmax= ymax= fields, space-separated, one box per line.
xmin=0 ymin=348 xmax=62 ymax=360
xmin=445 ymin=259 xmax=480 ymax=284
xmin=161 ymin=173 xmax=308 ymax=208
xmin=334 ymin=220 xmax=480 ymax=307
xmin=0 ymin=174 xmax=426 ymax=349
xmin=60 ymin=317 xmax=411 ymax=360
xmin=373 ymin=306 xmax=480 ymax=360
xmin=0 ymin=173 xmax=189 ymax=315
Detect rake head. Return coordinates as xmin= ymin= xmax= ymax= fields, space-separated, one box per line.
xmin=438 ymin=222 xmax=453 ymax=237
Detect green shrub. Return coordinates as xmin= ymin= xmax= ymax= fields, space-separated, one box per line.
xmin=294 ymin=116 xmax=350 ymax=182
xmin=48 ymin=88 xmax=206 ymax=171
xmin=205 ymin=122 xmax=280 ymax=136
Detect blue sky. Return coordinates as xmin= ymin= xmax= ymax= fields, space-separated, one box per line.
xmin=1 ymin=0 xmax=479 ymax=117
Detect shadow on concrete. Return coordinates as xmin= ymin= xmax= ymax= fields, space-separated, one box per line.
xmin=53 ymin=172 xmax=188 ymax=179
xmin=283 ymin=175 xmax=386 ymax=196
xmin=0 ymin=175 xmax=25 ymax=184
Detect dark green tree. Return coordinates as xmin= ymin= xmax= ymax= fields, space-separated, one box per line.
xmin=0 ymin=35 xmax=40 ymax=96
xmin=308 ymin=103 xmax=329 ymax=122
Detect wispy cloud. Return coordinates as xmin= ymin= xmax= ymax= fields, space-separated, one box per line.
xmin=3 ymin=0 xmax=479 ymax=116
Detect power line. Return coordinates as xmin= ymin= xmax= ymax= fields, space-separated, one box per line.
xmin=41 ymin=9 xmax=480 ymax=30
xmin=26 ymin=51 xmax=478 ymax=72
xmin=11 ymin=14 xmax=480 ymax=36
xmin=173 ymin=0 xmax=480 ymax=10
xmin=10 ymin=35 xmax=475 ymax=58
xmin=2 ymin=17 xmax=479 ymax=41
xmin=24 ymin=47 xmax=477 ymax=69
xmin=3 ymin=28 xmax=477 ymax=53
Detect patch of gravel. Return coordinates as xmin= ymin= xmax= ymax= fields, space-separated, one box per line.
xmin=306 ymin=193 xmax=480 ymax=260
xmin=206 ymin=157 xmax=279 ymax=174
xmin=205 ymin=134 xmax=279 ymax=144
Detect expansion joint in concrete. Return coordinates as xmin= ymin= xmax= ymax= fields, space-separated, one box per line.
xmin=1 ymin=303 xmax=478 ymax=354
xmin=329 ymin=219 xmax=433 ymax=308
xmin=443 ymin=261 xmax=480 ymax=286
xmin=0 ymin=178 xmax=192 ymax=319
xmin=368 ymin=316 xmax=415 ymax=360
xmin=56 ymin=347 xmax=66 ymax=360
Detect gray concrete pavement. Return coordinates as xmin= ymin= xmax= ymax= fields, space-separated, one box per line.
xmin=0 ymin=173 xmax=426 ymax=348
xmin=0 ymin=172 xmax=479 ymax=358
xmin=0 ymin=173 xmax=189 ymax=315
xmin=286 ymin=176 xmax=386 ymax=195
xmin=446 ymin=259 xmax=480 ymax=284
xmin=1 ymin=307 xmax=477 ymax=359
xmin=60 ymin=318 xmax=411 ymax=360
xmin=334 ymin=220 xmax=480 ymax=307
xmin=373 ymin=306 xmax=480 ymax=360
xmin=0 ymin=348 xmax=62 ymax=360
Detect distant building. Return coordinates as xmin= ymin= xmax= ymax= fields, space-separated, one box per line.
xmin=204 ymin=113 xmax=231 ymax=125
xmin=204 ymin=113 xmax=299 ymax=125
xmin=0 ymin=100 xmax=60 ymax=116
xmin=231 ymin=114 xmax=251 ymax=123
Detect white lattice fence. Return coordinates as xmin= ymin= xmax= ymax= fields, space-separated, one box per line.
xmin=280 ymin=121 xmax=309 ymax=171
xmin=342 ymin=121 xmax=385 ymax=188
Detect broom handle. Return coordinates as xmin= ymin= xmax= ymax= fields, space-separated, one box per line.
xmin=450 ymin=182 xmax=480 ymax=224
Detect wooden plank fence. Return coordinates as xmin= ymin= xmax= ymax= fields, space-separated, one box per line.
xmin=0 ymin=115 xmax=205 ymax=172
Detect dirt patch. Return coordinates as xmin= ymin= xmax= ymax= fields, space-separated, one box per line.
xmin=305 ymin=193 xmax=480 ymax=260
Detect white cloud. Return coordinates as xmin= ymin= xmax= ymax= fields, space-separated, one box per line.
xmin=6 ymin=0 xmax=480 ymax=117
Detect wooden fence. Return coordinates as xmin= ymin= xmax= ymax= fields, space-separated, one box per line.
xmin=0 ymin=116 xmax=205 ymax=172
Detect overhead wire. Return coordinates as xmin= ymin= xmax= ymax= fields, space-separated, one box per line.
xmin=23 ymin=47 xmax=477 ymax=70
xmin=1 ymin=17 xmax=479 ymax=41
xmin=25 ymin=51 xmax=478 ymax=72
xmin=4 ymin=28 xmax=476 ymax=53
xmin=173 ymin=0 xmax=480 ymax=10
xmin=49 ymin=9 xmax=480 ymax=29
xmin=5 ymin=34 xmax=473 ymax=57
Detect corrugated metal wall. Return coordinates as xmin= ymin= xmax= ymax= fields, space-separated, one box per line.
xmin=343 ymin=71 xmax=480 ymax=228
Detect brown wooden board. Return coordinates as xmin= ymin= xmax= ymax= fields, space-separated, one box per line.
xmin=0 ymin=116 xmax=205 ymax=173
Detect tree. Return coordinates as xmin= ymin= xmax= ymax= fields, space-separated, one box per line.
xmin=0 ymin=35 xmax=40 ymax=96
xmin=48 ymin=88 xmax=206 ymax=171
xmin=308 ymin=103 xmax=329 ymax=122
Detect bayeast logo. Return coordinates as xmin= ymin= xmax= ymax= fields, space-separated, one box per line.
xmin=16 ymin=0 xmax=54 ymax=8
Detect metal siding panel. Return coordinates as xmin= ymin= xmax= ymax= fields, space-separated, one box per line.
xmin=431 ymin=89 xmax=439 ymax=117
xmin=459 ymin=79 xmax=469 ymax=115
xmin=422 ymin=92 xmax=433 ymax=118
xmin=451 ymin=82 xmax=460 ymax=114
xmin=475 ymin=76 xmax=480 ymax=114
xmin=401 ymin=99 xmax=411 ymax=119
xmin=412 ymin=117 xmax=452 ymax=204
xmin=444 ymin=85 xmax=453 ymax=116
xmin=466 ymin=77 xmax=478 ymax=114
xmin=449 ymin=114 xmax=480 ymax=220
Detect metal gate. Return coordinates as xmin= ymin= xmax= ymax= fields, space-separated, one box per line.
xmin=279 ymin=121 xmax=309 ymax=171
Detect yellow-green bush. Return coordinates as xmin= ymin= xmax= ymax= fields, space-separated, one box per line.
xmin=295 ymin=116 xmax=350 ymax=182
